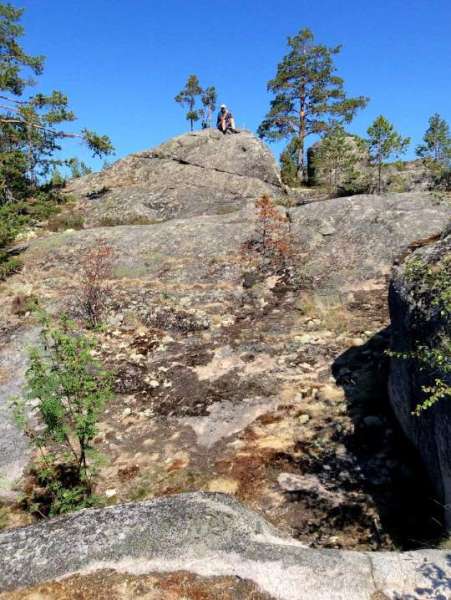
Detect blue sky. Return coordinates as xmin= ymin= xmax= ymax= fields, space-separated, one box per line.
xmin=11 ymin=0 xmax=451 ymax=169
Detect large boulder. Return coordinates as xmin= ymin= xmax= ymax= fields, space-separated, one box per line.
xmin=1 ymin=492 xmax=450 ymax=598
xmin=388 ymin=230 xmax=451 ymax=527
xmin=65 ymin=129 xmax=284 ymax=226
xmin=290 ymin=192 xmax=450 ymax=294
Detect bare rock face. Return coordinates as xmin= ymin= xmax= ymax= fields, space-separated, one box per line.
xmin=1 ymin=492 xmax=451 ymax=599
xmin=65 ymin=129 xmax=284 ymax=226
xmin=388 ymin=231 xmax=451 ymax=527
xmin=290 ymin=192 xmax=450 ymax=293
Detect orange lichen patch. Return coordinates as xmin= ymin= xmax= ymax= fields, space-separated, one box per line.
xmin=216 ymin=451 xmax=275 ymax=503
xmin=0 ymin=570 xmax=273 ymax=600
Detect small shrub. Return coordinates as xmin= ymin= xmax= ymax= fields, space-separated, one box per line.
xmin=241 ymin=195 xmax=296 ymax=283
xmin=0 ymin=255 xmax=22 ymax=280
xmin=11 ymin=293 xmax=39 ymax=316
xmin=12 ymin=313 xmax=113 ymax=517
xmin=77 ymin=241 xmax=115 ymax=328
xmin=46 ymin=211 xmax=84 ymax=232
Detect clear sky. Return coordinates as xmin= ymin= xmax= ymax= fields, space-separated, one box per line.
xmin=11 ymin=0 xmax=451 ymax=169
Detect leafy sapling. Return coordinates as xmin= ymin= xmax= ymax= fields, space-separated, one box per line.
xmin=13 ymin=312 xmax=113 ymax=515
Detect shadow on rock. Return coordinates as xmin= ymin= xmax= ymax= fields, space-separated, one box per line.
xmin=393 ymin=554 xmax=451 ymax=599
xmin=332 ymin=328 xmax=445 ymax=550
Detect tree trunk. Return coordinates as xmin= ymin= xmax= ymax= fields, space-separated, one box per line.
xmin=378 ymin=162 xmax=382 ymax=193
xmin=297 ymin=96 xmax=306 ymax=183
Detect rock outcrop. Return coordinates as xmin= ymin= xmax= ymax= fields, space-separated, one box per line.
xmin=25 ymin=192 xmax=450 ymax=294
xmin=389 ymin=230 xmax=451 ymax=526
xmin=1 ymin=492 xmax=451 ymax=599
xmin=284 ymin=192 xmax=449 ymax=292
xmin=65 ymin=129 xmax=284 ymax=226
xmin=1 ymin=130 xmax=451 ymax=595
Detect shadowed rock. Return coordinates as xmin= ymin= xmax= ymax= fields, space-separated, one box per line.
xmin=389 ymin=231 xmax=451 ymax=529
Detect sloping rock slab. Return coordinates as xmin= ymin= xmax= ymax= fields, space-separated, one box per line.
xmin=30 ymin=193 xmax=450 ymax=294
xmin=65 ymin=129 xmax=284 ymax=226
xmin=1 ymin=493 xmax=450 ymax=599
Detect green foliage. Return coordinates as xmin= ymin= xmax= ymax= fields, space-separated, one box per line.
xmin=392 ymin=254 xmax=451 ymax=415
xmin=50 ymin=168 xmax=65 ymax=187
xmin=200 ymin=86 xmax=217 ymax=128
xmin=25 ymin=455 xmax=102 ymax=517
xmin=280 ymin=137 xmax=301 ymax=187
xmin=391 ymin=339 xmax=450 ymax=416
xmin=311 ymin=125 xmax=361 ymax=195
xmin=367 ymin=115 xmax=410 ymax=193
xmin=416 ymin=114 xmax=451 ymax=190
xmin=67 ymin=157 xmax=92 ymax=179
xmin=0 ymin=2 xmax=113 ymax=279
xmin=404 ymin=254 xmax=450 ymax=316
xmin=175 ymin=74 xmax=203 ymax=131
xmin=175 ymin=76 xmax=218 ymax=131
xmin=258 ymin=28 xmax=368 ymax=180
xmin=13 ymin=313 xmax=113 ymax=516
xmin=416 ymin=113 xmax=451 ymax=165
xmin=0 ymin=3 xmax=44 ymax=96
xmin=46 ymin=210 xmax=84 ymax=232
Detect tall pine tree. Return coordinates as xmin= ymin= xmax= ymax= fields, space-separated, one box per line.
xmin=258 ymin=28 xmax=368 ymax=181
xmin=0 ymin=3 xmax=114 ymax=202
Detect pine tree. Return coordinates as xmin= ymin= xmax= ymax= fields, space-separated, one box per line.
xmin=416 ymin=114 xmax=451 ymax=164
xmin=175 ymin=74 xmax=203 ymax=131
xmin=367 ymin=115 xmax=410 ymax=193
xmin=416 ymin=114 xmax=451 ymax=188
xmin=0 ymin=2 xmax=114 ymax=279
xmin=257 ymin=28 xmax=368 ymax=181
xmin=311 ymin=125 xmax=360 ymax=196
xmin=0 ymin=3 xmax=114 ymax=199
xmin=280 ymin=137 xmax=301 ymax=187
xmin=200 ymin=86 xmax=217 ymax=128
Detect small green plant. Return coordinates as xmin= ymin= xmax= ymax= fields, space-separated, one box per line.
xmin=12 ymin=313 xmax=113 ymax=516
xmin=390 ymin=253 xmax=450 ymax=415
xmin=390 ymin=338 xmax=450 ymax=415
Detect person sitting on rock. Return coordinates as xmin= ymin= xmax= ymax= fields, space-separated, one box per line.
xmin=217 ymin=104 xmax=238 ymax=134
